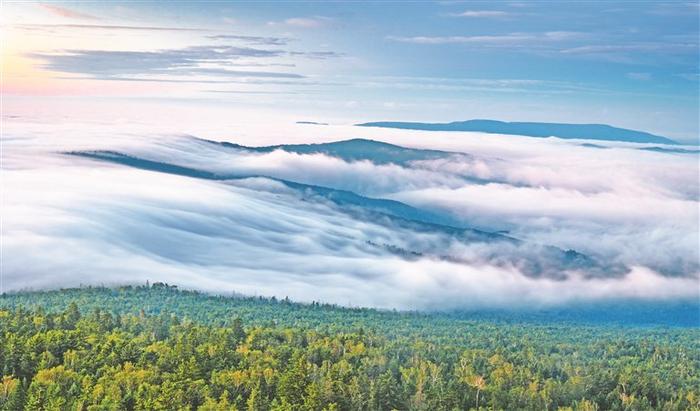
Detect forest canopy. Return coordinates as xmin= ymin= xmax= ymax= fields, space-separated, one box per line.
xmin=1 ymin=284 xmax=698 ymax=410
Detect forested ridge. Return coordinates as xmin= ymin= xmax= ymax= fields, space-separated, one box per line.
xmin=1 ymin=284 xmax=698 ymax=410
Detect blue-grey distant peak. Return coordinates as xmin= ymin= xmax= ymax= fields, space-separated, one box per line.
xmin=357 ymin=119 xmax=678 ymax=145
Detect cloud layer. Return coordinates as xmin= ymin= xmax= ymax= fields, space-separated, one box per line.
xmin=1 ymin=117 xmax=698 ymax=310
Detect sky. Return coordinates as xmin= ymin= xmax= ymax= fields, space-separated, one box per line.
xmin=2 ymin=1 xmax=699 ymax=142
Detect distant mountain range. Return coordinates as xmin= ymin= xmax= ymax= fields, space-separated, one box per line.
xmin=357 ymin=119 xmax=678 ymax=145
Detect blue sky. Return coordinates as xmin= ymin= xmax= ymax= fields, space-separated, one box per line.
xmin=3 ymin=1 xmax=699 ymax=141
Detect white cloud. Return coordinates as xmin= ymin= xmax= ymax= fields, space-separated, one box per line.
xmin=268 ymin=16 xmax=334 ymax=29
xmin=561 ymin=43 xmax=697 ymax=55
xmin=39 ymin=3 xmax=99 ymax=20
xmin=448 ymin=10 xmax=510 ymax=18
xmin=387 ymin=34 xmax=533 ymax=45
xmin=2 ymin=116 xmax=698 ymax=309
xmin=386 ymin=31 xmax=583 ymax=46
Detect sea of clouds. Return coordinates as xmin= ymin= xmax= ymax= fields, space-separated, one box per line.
xmin=2 ymin=106 xmax=698 ymax=310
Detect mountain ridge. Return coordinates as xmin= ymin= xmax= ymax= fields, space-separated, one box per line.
xmin=65 ymin=148 xmax=622 ymax=279
xmin=357 ymin=119 xmax=678 ymax=145
xmin=202 ymin=137 xmax=459 ymax=165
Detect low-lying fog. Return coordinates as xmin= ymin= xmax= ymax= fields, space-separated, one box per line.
xmin=2 ymin=104 xmax=698 ymax=310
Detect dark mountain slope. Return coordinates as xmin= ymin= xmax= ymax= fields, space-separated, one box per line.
xmin=204 ymin=137 xmax=459 ymax=165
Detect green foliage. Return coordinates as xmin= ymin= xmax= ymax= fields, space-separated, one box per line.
xmin=0 ymin=285 xmax=698 ymax=410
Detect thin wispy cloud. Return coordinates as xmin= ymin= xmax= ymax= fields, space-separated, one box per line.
xmin=646 ymin=1 xmax=699 ymax=16
xmin=16 ymin=23 xmax=207 ymax=32
xmin=178 ymin=67 xmax=304 ymax=78
xmin=627 ymin=72 xmax=652 ymax=81
xmin=268 ymin=16 xmax=334 ymax=28
xmin=207 ymin=34 xmax=292 ymax=46
xmin=386 ymin=30 xmax=698 ymax=69
xmin=26 ymin=38 xmax=346 ymax=84
xmin=386 ymin=31 xmax=583 ymax=46
xmin=558 ymin=41 xmax=699 ymax=65
xmin=39 ymin=3 xmax=99 ymax=20
xmin=561 ymin=42 xmax=698 ymax=55
xmin=387 ymin=34 xmax=529 ymax=45
xmin=53 ymin=76 xmax=309 ymax=85
xmin=288 ymin=51 xmax=344 ymax=59
xmin=448 ymin=10 xmax=510 ymax=18
xmin=28 ymin=46 xmax=300 ymax=80
xmin=676 ymin=73 xmax=699 ymax=81
xmin=346 ymin=76 xmax=614 ymax=96
xmin=203 ymin=90 xmax=304 ymax=94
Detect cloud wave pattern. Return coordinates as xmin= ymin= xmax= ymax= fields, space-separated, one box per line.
xmin=2 ymin=122 xmax=698 ymax=309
